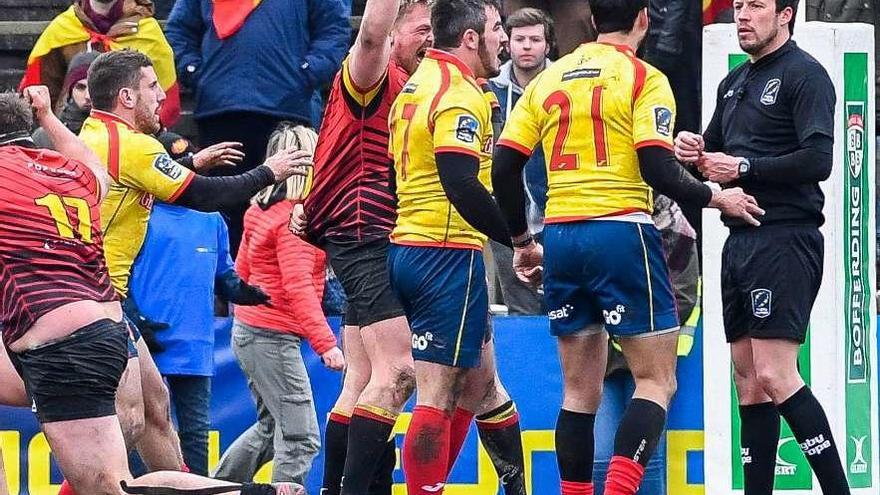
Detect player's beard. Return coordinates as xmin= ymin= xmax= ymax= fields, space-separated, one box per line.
xmin=478 ymin=38 xmax=500 ymax=79
xmin=740 ymin=23 xmax=778 ymax=55
xmin=134 ymin=97 xmax=161 ymax=134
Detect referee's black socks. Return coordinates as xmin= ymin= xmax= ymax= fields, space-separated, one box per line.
xmin=777 ymin=386 xmax=851 ymax=495
xmin=739 ymin=401 xmax=780 ymax=495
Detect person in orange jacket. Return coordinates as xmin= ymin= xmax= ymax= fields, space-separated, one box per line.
xmin=216 ymin=123 xmax=344 ymax=486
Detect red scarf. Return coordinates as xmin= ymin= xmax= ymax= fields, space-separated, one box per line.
xmin=213 ymin=0 xmax=262 ymax=39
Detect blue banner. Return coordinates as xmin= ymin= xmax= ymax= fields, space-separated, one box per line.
xmin=1 ymin=316 xmax=707 ymax=495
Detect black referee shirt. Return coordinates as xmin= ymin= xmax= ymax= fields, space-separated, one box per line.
xmin=704 ymin=40 xmax=836 ymax=229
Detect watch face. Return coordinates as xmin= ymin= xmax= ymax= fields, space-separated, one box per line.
xmin=739 ymin=161 xmax=749 ymax=174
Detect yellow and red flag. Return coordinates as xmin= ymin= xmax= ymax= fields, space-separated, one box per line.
xmin=212 ymin=0 xmax=262 ymax=39
xmin=703 ymin=0 xmax=733 ymax=24
xmin=20 ymin=6 xmax=180 ymax=126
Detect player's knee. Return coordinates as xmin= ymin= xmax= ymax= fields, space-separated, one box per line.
xmin=634 ymin=371 xmax=677 ymax=405
xmin=143 ymin=384 xmax=173 ymax=427
xmin=732 ymin=365 xmax=761 ymax=397
xmin=118 ymin=404 xmax=146 ymax=449
xmin=342 ymin=369 xmax=370 ymax=395
xmin=561 ymin=378 xmax=602 ymax=411
xmin=124 ymin=416 xmax=147 ymax=449
xmin=563 ymin=369 xmax=602 ymax=398
xmin=656 ymin=372 xmax=678 ymax=402
xmin=386 ymin=363 xmax=416 ymax=395
xmin=754 ymin=366 xmax=794 ymax=401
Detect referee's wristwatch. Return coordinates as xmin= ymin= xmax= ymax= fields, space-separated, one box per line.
xmin=737 ymin=158 xmax=752 ymax=178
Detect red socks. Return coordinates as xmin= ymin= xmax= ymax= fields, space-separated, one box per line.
xmin=561 ymin=480 xmax=595 ymax=495
xmin=58 ymin=480 xmax=78 ymax=495
xmin=604 ymin=456 xmax=646 ymax=495
xmin=447 ymin=407 xmax=475 ymax=474
xmin=403 ymin=405 xmax=452 ymax=495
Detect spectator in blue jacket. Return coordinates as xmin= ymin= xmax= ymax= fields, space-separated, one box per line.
xmin=164 ymin=0 xmax=350 ymax=255
xmin=487 ymin=7 xmax=553 ymax=315
xmin=126 ymin=134 xmax=271 ymax=476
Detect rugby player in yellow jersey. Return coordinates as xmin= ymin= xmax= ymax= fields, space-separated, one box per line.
xmin=491 ymin=1 xmax=764 ymax=494
xmin=387 ymin=1 xmax=512 ymax=493
xmin=76 ymin=50 xmax=311 ymax=492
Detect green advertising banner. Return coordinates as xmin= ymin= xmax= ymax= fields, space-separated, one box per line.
xmin=843 ymin=52 xmax=872 ymax=488
xmin=725 ymin=53 xmax=813 ymax=491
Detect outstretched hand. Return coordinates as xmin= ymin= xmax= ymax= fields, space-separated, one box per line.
xmin=513 ymin=241 xmax=543 ymax=287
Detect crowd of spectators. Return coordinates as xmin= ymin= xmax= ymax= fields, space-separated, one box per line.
xmin=7 ymin=0 xmax=877 ymax=489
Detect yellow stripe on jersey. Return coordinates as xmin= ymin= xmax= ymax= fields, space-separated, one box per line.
xmin=389 ymin=49 xmax=494 ymax=250
xmin=341 ymin=57 xmax=388 ymax=108
xmin=79 ymin=110 xmax=194 ymax=296
xmin=497 ymin=42 xmax=677 ymax=223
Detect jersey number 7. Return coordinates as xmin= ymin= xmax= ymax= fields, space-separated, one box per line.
xmin=395 ymin=103 xmax=418 ymax=180
xmin=543 ymin=87 xmax=610 ymax=171
xmin=35 ymin=194 xmax=94 ymax=244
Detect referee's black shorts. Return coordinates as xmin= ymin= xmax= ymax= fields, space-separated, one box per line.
xmin=322 ymin=236 xmax=406 ymax=328
xmin=721 ymin=225 xmax=823 ymax=344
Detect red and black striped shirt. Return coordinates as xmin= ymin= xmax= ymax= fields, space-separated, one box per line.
xmin=0 ymin=145 xmax=116 ymax=344
xmin=304 ymin=59 xmax=409 ymax=243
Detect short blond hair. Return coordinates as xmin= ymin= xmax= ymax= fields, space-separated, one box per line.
xmin=396 ymin=0 xmax=430 ymax=23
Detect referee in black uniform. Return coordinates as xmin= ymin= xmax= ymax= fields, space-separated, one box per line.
xmin=674 ymin=1 xmax=850 ymax=494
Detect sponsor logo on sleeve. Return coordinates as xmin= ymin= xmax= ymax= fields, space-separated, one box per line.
xmin=653 ymin=107 xmax=673 ymax=137
xmin=455 ymin=114 xmax=479 ymax=144
xmin=152 ymin=153 xmax=183 ymax=180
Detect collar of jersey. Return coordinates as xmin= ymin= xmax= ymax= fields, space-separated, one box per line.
xmin=751 ymin=39 xmax=796 ymax=69
xmin=89 ymin=109 xmax=136 ymax=130
xmin=594 ymin=41 xmax=636 ymax=57
xmin=425 ymin=48 xmax=476 ymax=80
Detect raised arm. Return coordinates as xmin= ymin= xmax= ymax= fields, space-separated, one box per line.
xmin=24 ymin=86 xmax=109 ymax=200
xmin=348 ymin=0 xmax=402 ymax=90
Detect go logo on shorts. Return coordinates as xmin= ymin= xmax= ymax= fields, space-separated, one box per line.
xmin=412 ymin=331 xmax=435 ymax=351
xmin=603 ymin=305 xmax=627 ymax=326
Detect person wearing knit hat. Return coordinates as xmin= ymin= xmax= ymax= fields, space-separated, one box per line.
xmin=31 ymin=51 xmax=99 ymax=149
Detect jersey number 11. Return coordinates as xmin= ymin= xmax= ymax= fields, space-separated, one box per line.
xmin=35 ymin=194 xmax=94 ymax=244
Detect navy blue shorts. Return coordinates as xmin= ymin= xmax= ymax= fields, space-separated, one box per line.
xmin=388 ymin=245 xmax=488 ymax=368
xmin=543 ymin=221 xmax=678 ymax=337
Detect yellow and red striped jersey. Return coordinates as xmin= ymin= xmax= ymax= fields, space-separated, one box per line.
xmin=388 ymin=49 xmax=494 ymax=250
xmin=498 ymin=42 xmax=676 ymax=224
